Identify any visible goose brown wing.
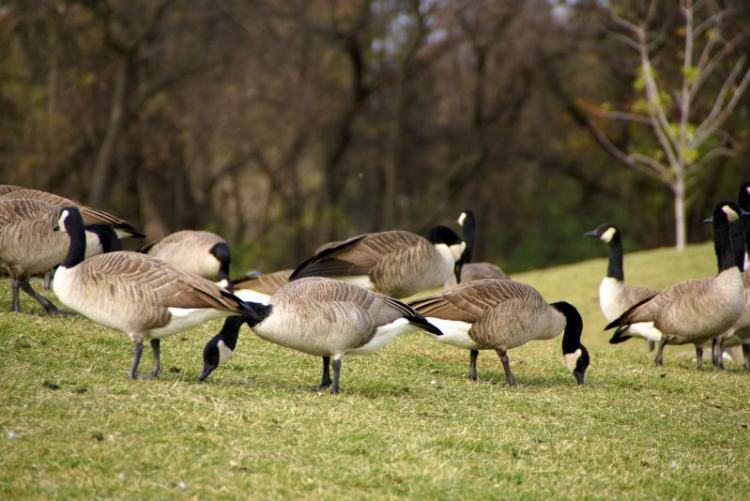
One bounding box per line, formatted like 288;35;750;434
0;199;56;226
410;279;536;323
0;188;144;237
622;284;660;305
233;269;292;295
461;263;509;282
82;252;243;313
290;234;374;280
0;185;22;196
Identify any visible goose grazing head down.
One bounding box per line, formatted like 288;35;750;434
52;206;262;380
200;277;443;393
409;279;589;386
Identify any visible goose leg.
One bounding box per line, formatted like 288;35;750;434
18;280;74;316
10;277;21;312
467;350;479;380
130;342;144;379
654;338;668;367
43;269;52;290
695;345;704;370
306;357;332;391
711;338;725;370
495;349;516;387
743;342;750;371
330;358;342;395
141;339;161;379
647;340;656;352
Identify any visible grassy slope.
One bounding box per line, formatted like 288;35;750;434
1;242;749;499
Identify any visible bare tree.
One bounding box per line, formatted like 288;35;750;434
583;0;750;249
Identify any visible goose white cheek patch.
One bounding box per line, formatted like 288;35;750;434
600;227;616;243
218;340;233;366
722;206;739;222
564;350;582;371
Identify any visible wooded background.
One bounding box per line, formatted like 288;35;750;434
1;0;748;273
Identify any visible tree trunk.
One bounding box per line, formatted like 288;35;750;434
89;57;130;208
673;172;686;251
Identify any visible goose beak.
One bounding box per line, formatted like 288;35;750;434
583;230;597;238
703;217;713;224
199;363;217;382
53;225;60;232
574;370;585;385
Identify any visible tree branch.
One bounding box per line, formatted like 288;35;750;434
685;147;735;176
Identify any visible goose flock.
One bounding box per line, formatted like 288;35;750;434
1;182;748;394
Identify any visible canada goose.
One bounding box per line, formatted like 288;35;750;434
606;202;747;369
445;210;509;287
52;206;263;379
290;224;466;299
140;230;232;289
232;269;293;304
0;185;21;196
409;279;589;385
0;200;120;314
712;182;750;369
200;277;443;393
584;224;661;346
0;186;145;239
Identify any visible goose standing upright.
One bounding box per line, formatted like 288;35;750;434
584;224;661;346
200;277;443;393
444;210;508;288
0;199;120;314
410;279;589;386
52;207;263;379
713;181;750;369
140;230;232;289
606;202;747;369
290;224;467;299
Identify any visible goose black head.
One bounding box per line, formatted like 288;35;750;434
739;182;750;211
210;242;233;292
54;206;84;234
200;315;245;381
455;210;475;282
426;224;466;282
84;224;122;256
584;223;619;244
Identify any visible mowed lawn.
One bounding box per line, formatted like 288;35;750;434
1;241;749;499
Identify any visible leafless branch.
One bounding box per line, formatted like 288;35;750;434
685;147;735;177
692;34;743;97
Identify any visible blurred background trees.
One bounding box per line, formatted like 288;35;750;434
1;0;748;274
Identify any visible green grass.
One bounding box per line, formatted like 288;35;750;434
2;242;749;499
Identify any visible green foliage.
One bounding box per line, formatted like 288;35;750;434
3;242;746;499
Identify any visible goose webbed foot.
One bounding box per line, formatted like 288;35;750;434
495;349;517;387
467;350;478;381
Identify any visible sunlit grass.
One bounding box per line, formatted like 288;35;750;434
1;241;748;499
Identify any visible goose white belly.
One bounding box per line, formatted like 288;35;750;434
149;307;228;338
233;289;272;305
347;318;414;354
424;318;481;350
623;322;663;342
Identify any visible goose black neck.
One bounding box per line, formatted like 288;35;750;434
217;315;245;349
606;233;624;281
729;220;746;272
61;207;87;268
714;216;737;273
551;301;584;355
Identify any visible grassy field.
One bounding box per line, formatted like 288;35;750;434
2;241;749;499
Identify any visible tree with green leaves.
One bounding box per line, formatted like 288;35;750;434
585;0;750;250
